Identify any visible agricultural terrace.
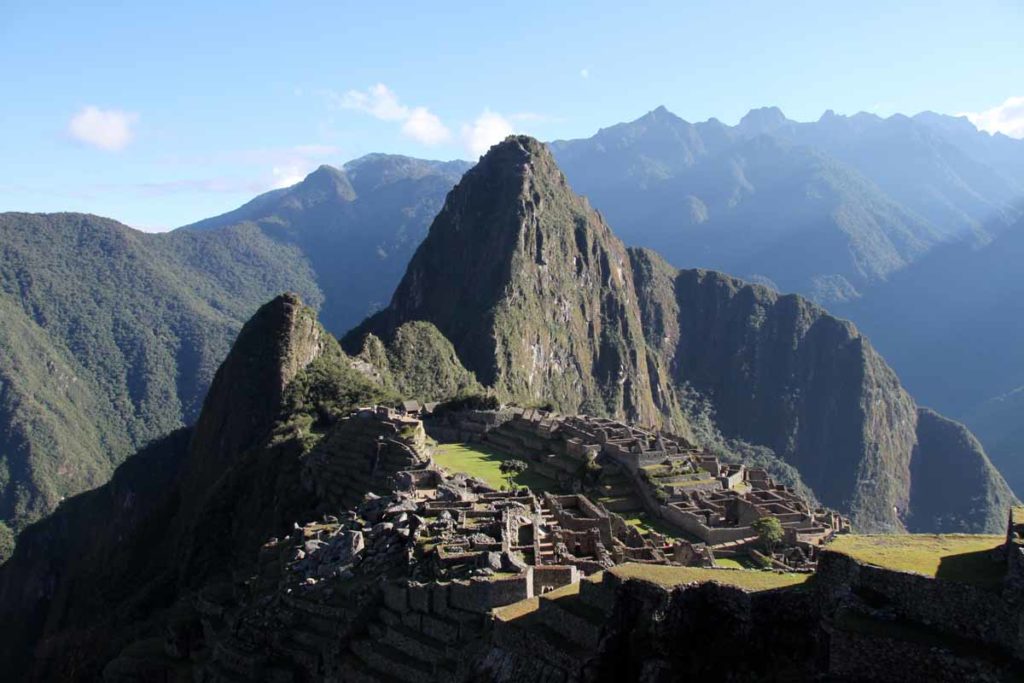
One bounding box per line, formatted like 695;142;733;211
610;562;811;592
826;534;1006;585
431;442;558;492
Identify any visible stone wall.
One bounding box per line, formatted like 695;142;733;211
424;409;516;443
660;504;757;544
816;550;1023;658
533;565;579;594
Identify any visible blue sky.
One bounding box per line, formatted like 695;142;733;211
1;0;1022;231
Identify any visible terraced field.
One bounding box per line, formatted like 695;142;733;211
826;534;1006;585
432;442;559;492
610;563;811;591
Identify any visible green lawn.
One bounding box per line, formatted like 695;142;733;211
826;534;1006;585
714;557;749;569
610;562;810;592
432;442;558;492
621;513;689;540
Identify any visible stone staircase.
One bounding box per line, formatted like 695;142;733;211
337;582;488;683
591;469;644;515
491;574;616;679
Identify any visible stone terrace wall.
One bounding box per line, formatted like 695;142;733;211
424;409;517;443
661;505;756;545
816;550;1023;658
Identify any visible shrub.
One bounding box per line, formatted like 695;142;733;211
752;516;784;554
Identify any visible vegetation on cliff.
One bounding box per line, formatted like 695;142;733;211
345;135;673;428
355;321;482;402
0;293;396;678
0;213;320;542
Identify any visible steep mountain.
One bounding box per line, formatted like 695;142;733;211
184;154;471;333
0;293;395;680
837;216;1024;496
0;213;320;546
345;136;681;431
346;135;1017;533
550;106;1024;303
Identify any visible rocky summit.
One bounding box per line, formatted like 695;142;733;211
347;136;1016;534
346;136;668;428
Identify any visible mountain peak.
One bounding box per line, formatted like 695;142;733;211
481;134;550;162
186;292;326;494
738;106;789;134
294;163;356;202
345;134;661;423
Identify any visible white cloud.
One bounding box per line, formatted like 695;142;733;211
67;106;138;151
330;83;451;145
461;110;514;157
580;67;590;79
402;106;452;145
961;96;1024;139
339;83;409;121
139;144;343;196
271;165;309;189
509;112;548;123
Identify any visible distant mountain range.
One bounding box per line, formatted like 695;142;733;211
1;106;1022;557
550;106;1023;302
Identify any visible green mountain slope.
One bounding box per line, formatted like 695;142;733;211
0;154;467;545
0;213;320;544
0;293;396;680
183;154;471;332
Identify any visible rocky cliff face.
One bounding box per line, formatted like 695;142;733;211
629;249;1016;532
629;251;919;530
909;408;1018;533
0;293;389;681
347;136;1015;533
346;136;667;427
184;292;326;499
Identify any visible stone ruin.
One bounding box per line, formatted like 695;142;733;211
424;406;848;569
105;407;1021;683
187;406;725;681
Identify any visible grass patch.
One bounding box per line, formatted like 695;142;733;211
610;563;809;592
621;513;688;540
826;534;1006;585
493;597;538;621
714;557;751;569
432;442;558;492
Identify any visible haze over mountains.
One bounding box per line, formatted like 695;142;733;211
1;106;1022;558
546;106;1024;497
0;136;1017;680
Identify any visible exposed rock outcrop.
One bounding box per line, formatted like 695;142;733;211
909;408;1018;533
0;293;385;681
346;136;671;428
